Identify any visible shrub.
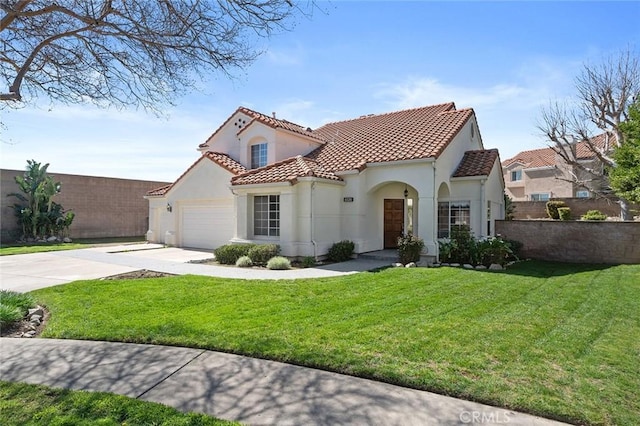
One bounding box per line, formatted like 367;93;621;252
247;244;280;266
439;227;515;266
0;303;23;327
327;240;355;262
476;237;514;266
558;207;572;221
0;290;36;315
504;239;523;260
397;233;425;264
546;200;567;219
213;244;255;265
235;256;253;268
266;256;291;270
301;256;316;268
581;210;607;221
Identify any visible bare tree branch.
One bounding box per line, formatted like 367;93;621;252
537;48;640;218
1;0;316;111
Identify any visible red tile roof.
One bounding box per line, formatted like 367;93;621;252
231;155;342;186
146;152;246;196
502;134;612;169
305;103;474;172
502;146;556;169
453;149;500;177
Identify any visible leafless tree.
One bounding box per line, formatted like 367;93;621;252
1;0;312;111
538;48;640;219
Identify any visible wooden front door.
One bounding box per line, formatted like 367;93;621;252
384;199;404;248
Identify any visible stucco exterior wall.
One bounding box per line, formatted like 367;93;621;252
510;198;637;220
1;169;170;241
495;220;640;264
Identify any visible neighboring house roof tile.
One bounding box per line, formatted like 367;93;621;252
306;103;474;172
231;155;342;186
502;133;612;169
146;152;245;196
453;149;500;177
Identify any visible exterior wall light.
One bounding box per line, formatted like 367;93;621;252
166;203;172;212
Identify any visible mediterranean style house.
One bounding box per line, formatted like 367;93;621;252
502;134;609;202
145;103;505;261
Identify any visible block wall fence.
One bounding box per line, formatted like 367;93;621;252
495;220;640;264
511;198;639;220
1;169;170;242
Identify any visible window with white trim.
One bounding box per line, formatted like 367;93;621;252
438;201;470;238
254;195;280;237
576;190;589;198
511;169;522;181
530;193;550;201
251;143;267;169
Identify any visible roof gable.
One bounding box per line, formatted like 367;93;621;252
146;152;245;196
453;149;500;178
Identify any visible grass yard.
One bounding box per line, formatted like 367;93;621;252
0;381;236;425
0;237;146;256
31;261;640;425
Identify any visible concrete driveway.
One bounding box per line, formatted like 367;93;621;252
0;244;391;292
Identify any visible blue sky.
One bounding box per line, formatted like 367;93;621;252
2;1;639;182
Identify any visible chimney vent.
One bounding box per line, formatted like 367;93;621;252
272;112;276;119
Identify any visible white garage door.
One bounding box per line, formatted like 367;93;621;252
181;203;233;249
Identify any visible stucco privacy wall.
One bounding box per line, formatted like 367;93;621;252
1;169;170;241
511;198;639;219
495;220;640;264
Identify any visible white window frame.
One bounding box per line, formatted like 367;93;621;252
530;193;550;201
511;169;522;181
253;194;280;238
437;201;470;239
251;143;268;169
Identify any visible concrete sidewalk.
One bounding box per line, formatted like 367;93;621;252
0;338;566;426
0;244;391;292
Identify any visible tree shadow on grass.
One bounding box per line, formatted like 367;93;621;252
496;259;617;278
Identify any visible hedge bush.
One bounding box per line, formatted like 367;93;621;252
581;210;607;221
213;244;255;265
438;225;515;266
301;256;316;268
327;240;355;262
558;207;572;221
266;256;291;270
546;200;567;219
247;244;280;266
397;233;425;264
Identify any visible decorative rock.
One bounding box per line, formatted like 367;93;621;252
450;263;460;267
63;237;72;243
430;263;441;268
22;331;36;338
405;262;416;268
463;264;474;269
28;307;44;317
475;265;487;270
30;314;42;322
393;263;404;268
489;263;503;270
440;263;449;266
47;236;58;242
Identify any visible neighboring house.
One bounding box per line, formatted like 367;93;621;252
502;134;609;201
145;103;505;261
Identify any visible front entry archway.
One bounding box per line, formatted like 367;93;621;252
383;199;404;248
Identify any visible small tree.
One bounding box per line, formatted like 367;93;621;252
609;100;640;205
7;160;74;240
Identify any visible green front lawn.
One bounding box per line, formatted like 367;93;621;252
0;381;236;425
0;237;146;256
32;261;640;425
